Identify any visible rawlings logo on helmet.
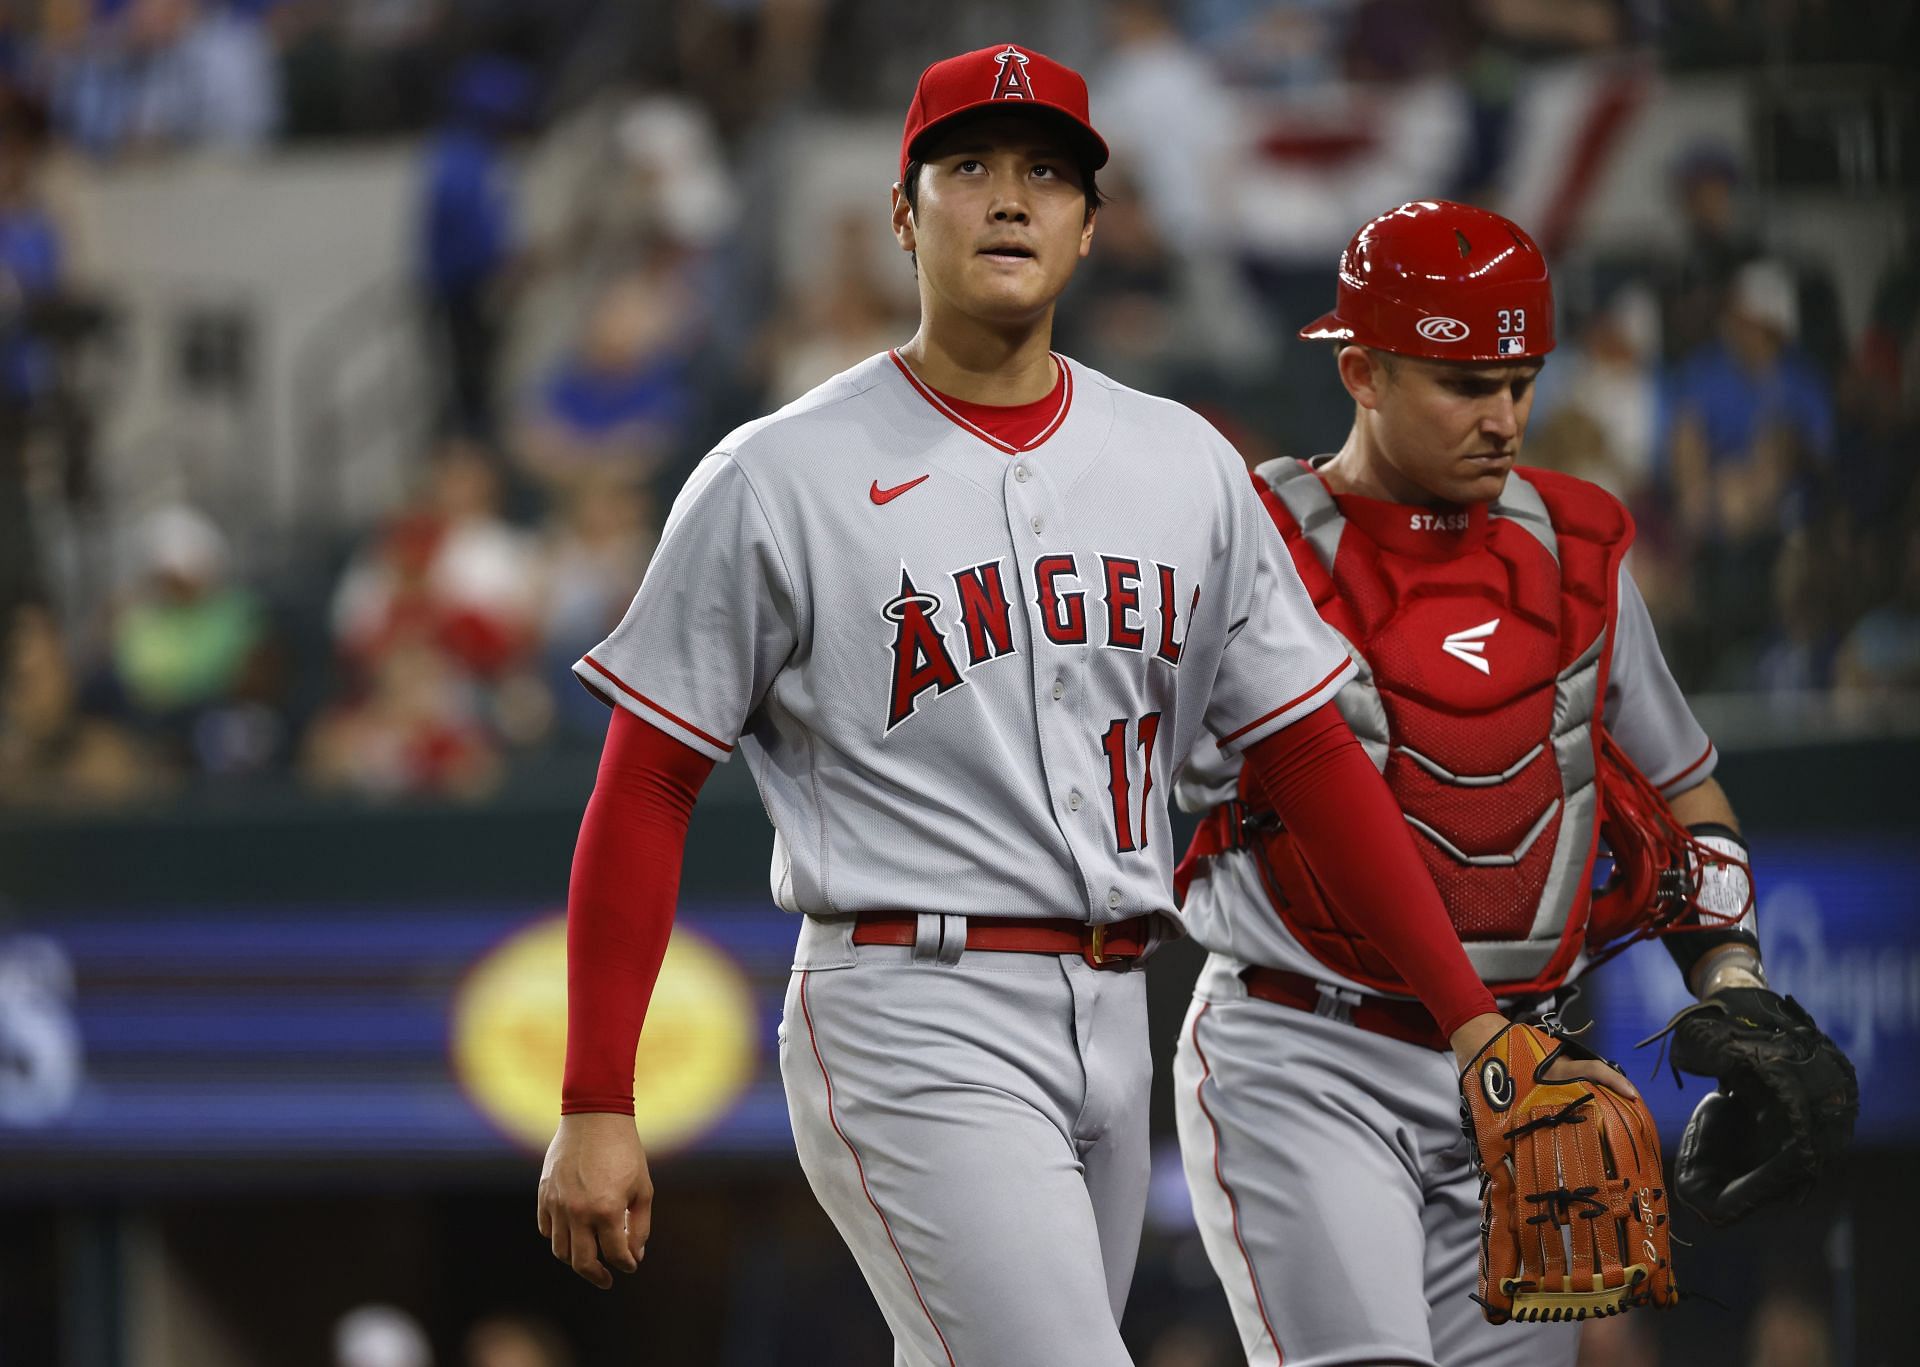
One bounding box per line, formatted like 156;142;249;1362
991;46;1035;100
1416;315;1471;343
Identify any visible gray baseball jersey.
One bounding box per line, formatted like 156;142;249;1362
575;350;1353;1364
1174;560;1715;992
576;351;1354;938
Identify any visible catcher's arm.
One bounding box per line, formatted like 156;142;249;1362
1661;777;1766;995
1646;778;1860;1225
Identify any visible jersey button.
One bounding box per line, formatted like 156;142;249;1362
1067;790;1083;812
1030;515;1044;535
1106;889;1123;909
1051;679;1065;701
1014;464;1031;483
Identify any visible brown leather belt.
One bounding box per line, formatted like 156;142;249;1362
852;912;1151;970
1240;965;1449;1051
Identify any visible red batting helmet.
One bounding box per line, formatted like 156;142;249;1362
1300;200;1556;362
899;44;1109;183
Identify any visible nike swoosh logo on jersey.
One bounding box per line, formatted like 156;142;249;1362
870;475;930;505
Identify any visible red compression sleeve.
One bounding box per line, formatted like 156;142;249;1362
1242;701;1498;1038
560;706;716;1114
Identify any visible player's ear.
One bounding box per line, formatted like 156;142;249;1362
891;184;916;254
1337;345;1386;411
1078;204;1096;259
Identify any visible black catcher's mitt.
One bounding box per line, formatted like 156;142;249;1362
1654;988;1858;1225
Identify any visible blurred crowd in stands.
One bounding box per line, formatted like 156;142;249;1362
0;0;1915;811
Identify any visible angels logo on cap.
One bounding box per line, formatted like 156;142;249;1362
898;43;1109;182
991;46;1035;100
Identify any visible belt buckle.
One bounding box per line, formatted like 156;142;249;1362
1313;982;1362;1024
1084;921;1129;971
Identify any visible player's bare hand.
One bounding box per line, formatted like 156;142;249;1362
537;1112;652;1289
1539;1045;1638;1100
1450;1011;1638;1100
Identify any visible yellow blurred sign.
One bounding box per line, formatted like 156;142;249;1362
451;915;758;1153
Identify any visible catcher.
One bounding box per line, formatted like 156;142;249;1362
1171;200;1857;1366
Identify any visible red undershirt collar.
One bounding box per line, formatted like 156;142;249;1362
889;350;1073;454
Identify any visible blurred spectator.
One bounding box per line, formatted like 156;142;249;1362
1522;407;1629;496
540;471;654;732
102;503;284;775
1745;1294;1834;1367
0;85;60;622
1838;521;1920;696
301;626;503;800
334;1303;433;1367
1659;142;1759;363
674;0;825;144
1055;171;1186;393
517;247;704;487
758;209;907;407
1527;283;1662;500
610;94;738;254
1746;529;1841;697
464;1314;573;1367
1666;260;1833;544
1183;0;1351;88
1664;261;1836;674
420;55;532;440
1576;1310;1659;1366
1096;3;1240;253
0;604;158;807
46;0;279;157
331;440;543;682
1857;240;1919;399
1659;142;1845;373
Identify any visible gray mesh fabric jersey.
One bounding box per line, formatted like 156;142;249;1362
577;351;1354;932
576;349;1355;1365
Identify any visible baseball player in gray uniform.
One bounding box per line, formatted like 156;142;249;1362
1171;201;1852;1366
537;53;1563;1367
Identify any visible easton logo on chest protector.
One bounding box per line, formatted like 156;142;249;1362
883;552;1198;731
1441;618;1500;674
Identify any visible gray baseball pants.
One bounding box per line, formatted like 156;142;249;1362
780;926;1150;1367
1172;966;1579;1367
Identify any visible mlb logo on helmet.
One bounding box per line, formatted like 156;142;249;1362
1497;335;1526;356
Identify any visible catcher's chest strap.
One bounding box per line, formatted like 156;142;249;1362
1240;965;1449;1051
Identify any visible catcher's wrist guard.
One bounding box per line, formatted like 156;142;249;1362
1459;1021;1678;1324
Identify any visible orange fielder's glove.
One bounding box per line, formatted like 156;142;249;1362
1459;1021;1679;1324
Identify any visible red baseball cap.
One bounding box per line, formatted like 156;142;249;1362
899;43;1109;182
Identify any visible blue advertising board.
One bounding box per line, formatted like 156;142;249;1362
0;900;803;1184
1581;837;1920;1145
3;836;1913;1188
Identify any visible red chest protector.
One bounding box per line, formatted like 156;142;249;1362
1231;459;1633;997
